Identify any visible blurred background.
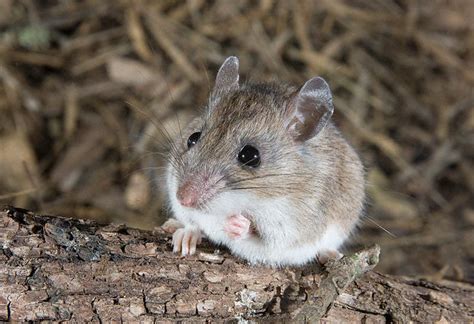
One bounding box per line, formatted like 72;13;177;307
0;0;472;281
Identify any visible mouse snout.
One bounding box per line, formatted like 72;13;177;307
176;175;222;208
176;181;200;208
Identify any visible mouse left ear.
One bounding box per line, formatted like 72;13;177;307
285;77;334;142
212;56;239;100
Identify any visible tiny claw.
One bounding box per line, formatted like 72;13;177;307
172;227;201;256
172;228;185;253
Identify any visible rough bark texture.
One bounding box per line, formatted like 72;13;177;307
0;206;472;323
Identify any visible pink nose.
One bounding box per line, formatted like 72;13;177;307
177;181;199;208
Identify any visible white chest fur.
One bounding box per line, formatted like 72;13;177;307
168;174;346;266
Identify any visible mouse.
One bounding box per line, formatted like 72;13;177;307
161;56;365;267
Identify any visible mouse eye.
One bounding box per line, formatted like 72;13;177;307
238;145;260;168
187;132;201;148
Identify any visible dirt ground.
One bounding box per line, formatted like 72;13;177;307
0;1;472;282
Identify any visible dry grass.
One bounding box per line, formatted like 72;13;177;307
0;0;472;280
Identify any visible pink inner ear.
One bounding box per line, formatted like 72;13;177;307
284;77;334;142
294;95;329;141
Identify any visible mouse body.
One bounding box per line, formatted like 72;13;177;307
162;57;365;266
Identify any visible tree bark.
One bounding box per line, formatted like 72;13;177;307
0;206;472;323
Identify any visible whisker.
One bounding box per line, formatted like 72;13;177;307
364;216;397;238
215;156;277;185
126;100;184;169
162;77;186;146
230;185;302;192
226;172;313;186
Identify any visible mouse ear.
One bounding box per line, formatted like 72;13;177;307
285;77;334;142
212;56;239;100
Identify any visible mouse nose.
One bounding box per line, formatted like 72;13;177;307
176;181;199;208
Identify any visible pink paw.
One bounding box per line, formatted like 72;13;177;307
224;214;252;240
161;218;183;234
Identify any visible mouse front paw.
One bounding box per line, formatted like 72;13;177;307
172;227;202;256
224;214;252;240
161;218;184;234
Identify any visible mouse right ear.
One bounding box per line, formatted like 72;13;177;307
285;77;334;142
212;56;239;100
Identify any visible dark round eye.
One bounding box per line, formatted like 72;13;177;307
187;132;201;148
238;145;260;168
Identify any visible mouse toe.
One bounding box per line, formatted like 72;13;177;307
172;227;202;256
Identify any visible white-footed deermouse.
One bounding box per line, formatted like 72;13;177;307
162;56;365;266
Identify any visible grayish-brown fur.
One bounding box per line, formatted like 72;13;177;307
169;81;365;248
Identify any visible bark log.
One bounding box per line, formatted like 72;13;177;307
0;206;472;323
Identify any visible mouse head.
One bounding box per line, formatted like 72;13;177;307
168;56;334;211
